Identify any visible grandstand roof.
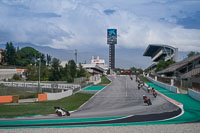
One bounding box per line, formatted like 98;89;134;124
143;44;176;57
158;54;200;74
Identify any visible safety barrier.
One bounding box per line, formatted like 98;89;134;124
147;77;178;93
0;95;19;103
188;89;200;102
46;90;73;100
0;81;80;90
38;94;47;101
38;90;73;101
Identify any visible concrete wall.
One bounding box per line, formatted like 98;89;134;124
0;69;25;80
188;89;200;102
90;75;101;85
147;77;177;93
46;90;73;100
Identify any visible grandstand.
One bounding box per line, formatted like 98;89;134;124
158;54;200;78
143;44;178;72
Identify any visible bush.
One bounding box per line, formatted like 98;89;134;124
12;74;22;81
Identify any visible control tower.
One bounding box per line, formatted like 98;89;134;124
107;29;117;69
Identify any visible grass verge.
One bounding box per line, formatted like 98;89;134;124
0;85;38;99
95;76;111;86
138;76;151;83
0;93;93;118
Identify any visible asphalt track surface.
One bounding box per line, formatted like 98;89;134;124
0;75;181;128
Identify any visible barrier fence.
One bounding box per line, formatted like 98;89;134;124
157;76;171;85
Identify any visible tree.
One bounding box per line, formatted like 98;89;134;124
187;51;200;57
187;51;196;57
156;59;175;72
16;47;40;66
68;60;77;79
25;65;38;81
40;53;46;66
2;42;16;65
60;64;73;82
46;54;52;66
12;74;22;81
40;64;51;81
49;58;62;81
77;63;86;77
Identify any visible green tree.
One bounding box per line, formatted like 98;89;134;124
46;54;52;66
49;58;62;81
16;47;40;66
25;65;38;81
68;60;77;79
156;59;175;72
187;51;196;57
187;51;200;57
77;63;86;77
60;64;73;82
40;64;51;81
12;74;22;81
2;42;16;65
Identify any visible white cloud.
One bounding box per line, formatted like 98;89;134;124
0;0;200;52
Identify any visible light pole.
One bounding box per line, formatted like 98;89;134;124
38;59;41;93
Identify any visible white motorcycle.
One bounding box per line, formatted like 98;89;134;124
54;107;70;117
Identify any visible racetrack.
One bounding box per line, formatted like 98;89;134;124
0;75;181;128
72;75;179;118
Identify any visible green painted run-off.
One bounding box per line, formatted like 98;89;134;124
82;86;105;91
143;83;200;124
0;116;125;126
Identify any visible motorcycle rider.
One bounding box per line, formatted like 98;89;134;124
152;89;157;97
143;95;148;102
54;106;70;116
138;82;142;90
147;86;151;93
151;87;155;93
143;95;152;105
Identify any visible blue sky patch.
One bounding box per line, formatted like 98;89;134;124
104;9;116;15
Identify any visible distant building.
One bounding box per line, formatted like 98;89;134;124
82;56;108;75
143;44;178;72
91;56;108;71
0;69;27;81
60;61;68;67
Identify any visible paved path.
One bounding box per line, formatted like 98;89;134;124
1;123;200;133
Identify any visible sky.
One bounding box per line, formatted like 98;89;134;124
0;0;200;68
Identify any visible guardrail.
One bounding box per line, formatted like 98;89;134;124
188;88;200;102
146;77;178;93
0;81;80;90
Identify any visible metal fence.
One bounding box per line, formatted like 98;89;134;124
0;81;80;90
149;74;155;79
192;82;200;92
157;76;171;85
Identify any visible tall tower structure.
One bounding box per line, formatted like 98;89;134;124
107;29;117;69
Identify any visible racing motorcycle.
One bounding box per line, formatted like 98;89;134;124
143;95;152;106
54;106;70;117
152;90;157;98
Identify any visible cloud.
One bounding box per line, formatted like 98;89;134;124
0;0;200;52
